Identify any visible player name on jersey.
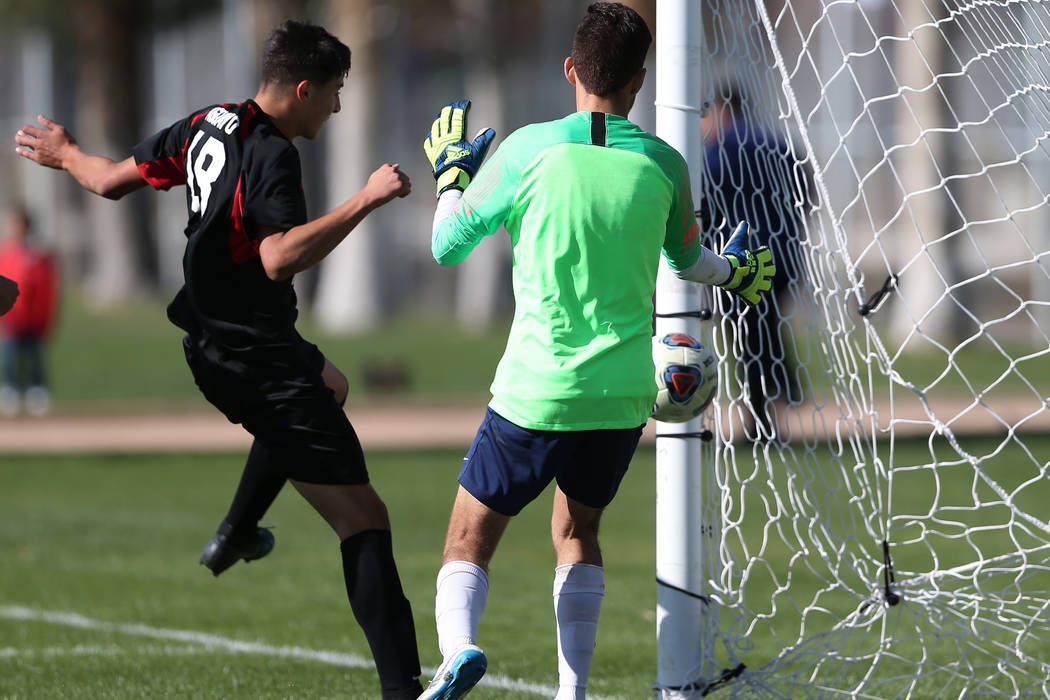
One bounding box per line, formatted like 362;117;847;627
204;106;240;134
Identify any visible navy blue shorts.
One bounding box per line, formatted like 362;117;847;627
458;408;645;516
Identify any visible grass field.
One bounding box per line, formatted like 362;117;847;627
1;449;657;700
48;295;509;412
8;296;1047;696
44;294;1050;414
4;436;1048;698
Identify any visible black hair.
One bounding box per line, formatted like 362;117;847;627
571;2;652;97
260;20;351;87
715;79;745;112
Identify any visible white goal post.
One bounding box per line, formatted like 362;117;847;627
653;0;1050;697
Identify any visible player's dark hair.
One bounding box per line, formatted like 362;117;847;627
571;2;652;97
261;21;351;87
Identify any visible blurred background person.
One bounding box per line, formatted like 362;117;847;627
0;204;59;417
699;82;811;438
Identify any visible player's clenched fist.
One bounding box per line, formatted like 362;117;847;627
0;275;19;316
364;163;411;206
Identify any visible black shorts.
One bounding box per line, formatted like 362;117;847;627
182;333;368;485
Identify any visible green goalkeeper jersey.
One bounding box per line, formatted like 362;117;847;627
433;111;701;430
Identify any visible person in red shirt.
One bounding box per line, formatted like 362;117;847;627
0;205;58;417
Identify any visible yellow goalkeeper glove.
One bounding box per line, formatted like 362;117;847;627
718;221;776;305
423;99;496;198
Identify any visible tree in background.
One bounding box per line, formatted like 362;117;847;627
2;0;214;305
1;0;661;326
312;0;385;331
74;0;152;303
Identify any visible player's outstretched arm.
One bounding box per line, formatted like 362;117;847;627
676;221;776;305
14;115;146;200
0;275;19;316
258;162;411;281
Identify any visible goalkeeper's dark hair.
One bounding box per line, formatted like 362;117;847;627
261;21;351;87
572;2;652;97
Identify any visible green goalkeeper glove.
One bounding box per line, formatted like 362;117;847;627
423;99;495;198
718;221;776;305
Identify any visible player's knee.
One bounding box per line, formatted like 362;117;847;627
322;359;349;406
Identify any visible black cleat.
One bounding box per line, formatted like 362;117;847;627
200;522;275;577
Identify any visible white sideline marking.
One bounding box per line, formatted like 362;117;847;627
1;605;624;699
0;644;213;658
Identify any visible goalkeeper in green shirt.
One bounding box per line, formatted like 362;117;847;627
416;3;774;698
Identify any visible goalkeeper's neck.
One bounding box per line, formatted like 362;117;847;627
566;58;645;119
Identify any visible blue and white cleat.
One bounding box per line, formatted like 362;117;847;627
417;644;487;699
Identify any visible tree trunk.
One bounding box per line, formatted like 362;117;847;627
313;1;383;331
451;0;510;328
18;31;59;250
75;0;153;304
891;1;955;344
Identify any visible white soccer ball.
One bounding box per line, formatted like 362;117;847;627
651;332;718;423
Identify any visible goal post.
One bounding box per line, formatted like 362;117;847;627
652;0;1050;697
653;0;723;695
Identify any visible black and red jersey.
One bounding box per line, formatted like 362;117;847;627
133;99;307;352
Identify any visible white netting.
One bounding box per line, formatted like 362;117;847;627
665;0;1050;696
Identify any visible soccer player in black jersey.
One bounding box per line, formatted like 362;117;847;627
15;21;423;699
0;276;17;316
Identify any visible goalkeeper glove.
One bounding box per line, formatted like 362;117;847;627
718;221;776;305
423;99;496;198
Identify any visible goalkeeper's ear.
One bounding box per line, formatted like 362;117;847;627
564;57;577;87
629;67;647;97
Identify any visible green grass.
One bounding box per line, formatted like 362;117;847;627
47;294;509;412
0;449;656;699
3;437;1048;698
43;294;1050;415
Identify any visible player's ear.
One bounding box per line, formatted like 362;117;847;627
630;67;646;96
564;57;576;87
294;79;311;103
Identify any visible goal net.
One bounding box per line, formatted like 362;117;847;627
656;0;1050;696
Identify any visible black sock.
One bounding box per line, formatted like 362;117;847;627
222;439;286;535
341;529;423;699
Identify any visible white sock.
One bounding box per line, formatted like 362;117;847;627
553;563;604;699
434;560;489;658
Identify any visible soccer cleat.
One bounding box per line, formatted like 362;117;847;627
199;522;275;577
417;645;487;699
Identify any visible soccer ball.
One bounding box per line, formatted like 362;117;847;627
651;332;718;422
